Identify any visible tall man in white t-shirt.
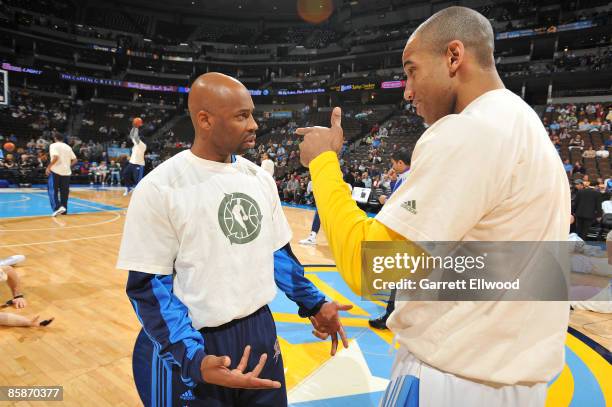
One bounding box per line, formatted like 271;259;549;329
46;133;77;216
123;125;147;196
298;6;570;407
117;73;350;406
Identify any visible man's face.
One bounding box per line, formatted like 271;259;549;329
391;158;408;174
402;34;455;125
209;87;258;155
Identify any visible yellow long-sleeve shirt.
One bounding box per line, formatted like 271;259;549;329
309;151;403;295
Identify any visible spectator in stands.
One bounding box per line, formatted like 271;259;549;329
596;145;610;158
36;152;48;168
585;104;596;117
109;160;121;186
578;119;591;131
597;180;607;194
97;161;109;185
549;121;560;133
36;136;49;150
343;169;356;187
582;174;591;188
284;174;300;202
606;135;612;148
89;162;98;186
378;126;389;138
353;172;365;188
569;134;585;150
381;170;394;191
573;161;585;175
362;172;372;189
563;159;573;175
605;177;612;194
3;154;16;169
559;128;570;140
582;146;596;158
552;136;561;154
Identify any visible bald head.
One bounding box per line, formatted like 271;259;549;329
188;72;251;122
187;72;258;161
412;6;495;68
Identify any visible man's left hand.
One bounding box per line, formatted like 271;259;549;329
309;301;353;355
297;107;344;167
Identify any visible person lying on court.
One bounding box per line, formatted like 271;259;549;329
0;265;54;327
117;72;351;407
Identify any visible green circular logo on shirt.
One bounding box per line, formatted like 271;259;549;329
218;192;263;244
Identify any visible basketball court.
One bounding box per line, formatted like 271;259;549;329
0;187;610;406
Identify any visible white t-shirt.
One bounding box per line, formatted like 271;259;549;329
49;142;76;176
260;158;275;177
116;150;292;329
130;140;147;166
377;89;571;385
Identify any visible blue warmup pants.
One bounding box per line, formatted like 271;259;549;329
47;172;70;211
133;305;287;406
125;163;144;190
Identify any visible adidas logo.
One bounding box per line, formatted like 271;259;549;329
180;390;196;401
401;200;417;214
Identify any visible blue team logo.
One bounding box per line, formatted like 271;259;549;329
218;192;263;244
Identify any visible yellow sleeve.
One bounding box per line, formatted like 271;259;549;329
310;151;404;295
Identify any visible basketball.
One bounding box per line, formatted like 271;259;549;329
3;142;15;152
132;117;143;128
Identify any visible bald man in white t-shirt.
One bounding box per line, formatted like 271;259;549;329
117;73;350;407
298;6;570;407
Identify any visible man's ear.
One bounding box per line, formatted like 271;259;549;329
447;40;465;77
197;110;213;131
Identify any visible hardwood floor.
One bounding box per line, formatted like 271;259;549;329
0;189;334;406
0;188;609;406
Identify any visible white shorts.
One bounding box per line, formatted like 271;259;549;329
380;347;547;407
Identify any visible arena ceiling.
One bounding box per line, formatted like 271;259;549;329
112;0;421;21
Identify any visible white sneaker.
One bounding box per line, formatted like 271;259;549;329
0;254;26;267
123;188;129;196
299;236;317;245
52;206;66;217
